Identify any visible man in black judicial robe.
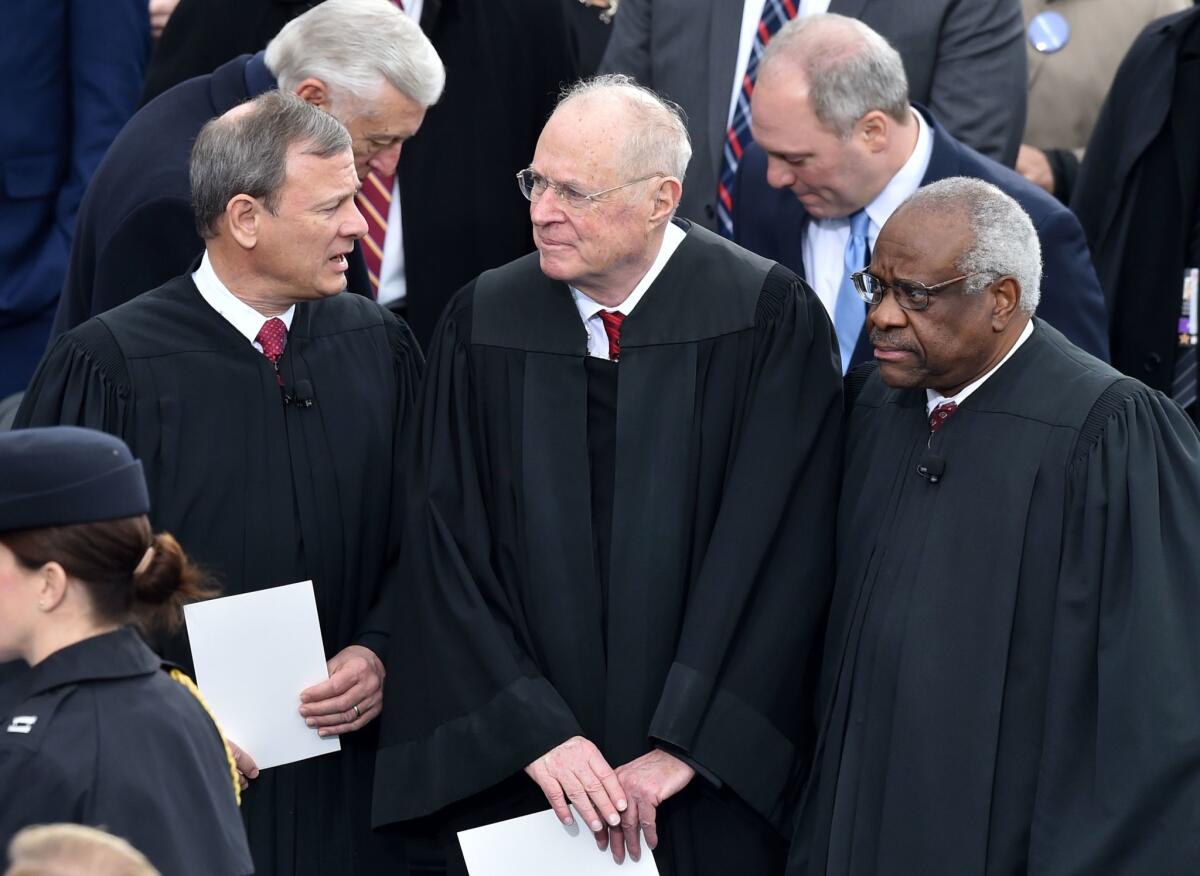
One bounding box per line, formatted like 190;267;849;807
16;94;422;875
788;177;1200;876
372;77;843;874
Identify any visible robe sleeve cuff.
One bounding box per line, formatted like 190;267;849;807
649;662;799;831
652;741;723;789
353;632;388;664
372;676;582;825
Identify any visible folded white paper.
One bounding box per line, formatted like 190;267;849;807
458;808;659;875
184;580;340;770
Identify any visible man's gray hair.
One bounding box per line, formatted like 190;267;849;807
556;74;693;182
190;90;351;239
759;14;909;139
265;0;445;111
902;177;1043;313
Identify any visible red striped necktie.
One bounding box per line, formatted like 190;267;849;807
598;311;625;361
353;0;404;296
715;0;798;238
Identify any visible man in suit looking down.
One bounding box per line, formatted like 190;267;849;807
733;14;1108;372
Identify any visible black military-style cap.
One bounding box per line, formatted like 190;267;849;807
0;427;150;533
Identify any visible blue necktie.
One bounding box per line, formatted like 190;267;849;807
834;210;870;373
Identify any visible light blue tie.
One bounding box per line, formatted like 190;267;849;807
833;209;871;373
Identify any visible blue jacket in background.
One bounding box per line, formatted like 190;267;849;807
0;0;150;398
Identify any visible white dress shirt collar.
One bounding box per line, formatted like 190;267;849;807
925;319;1035;415
192;250;295;350
571;222;687;359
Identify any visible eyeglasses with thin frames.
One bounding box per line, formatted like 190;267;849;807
850;270;990;312
515;168;666;210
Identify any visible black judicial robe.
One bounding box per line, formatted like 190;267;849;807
15;275;423;875
789;321;1200;876
0;628;253;876
373;223;844;874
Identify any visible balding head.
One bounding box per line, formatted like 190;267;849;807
526;76;687;305
552;75;693;184
757;14;909;139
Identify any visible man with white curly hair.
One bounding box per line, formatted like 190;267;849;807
789;176;1200;876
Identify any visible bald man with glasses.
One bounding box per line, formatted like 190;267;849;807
372;73;843;876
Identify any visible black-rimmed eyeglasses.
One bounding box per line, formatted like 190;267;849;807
850;270;988;312
515;168;665;210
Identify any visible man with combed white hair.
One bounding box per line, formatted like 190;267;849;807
789;176;1200;876
373;74;844;875
733;13;1108;373
52;0;444;336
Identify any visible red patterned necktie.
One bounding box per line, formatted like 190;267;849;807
715;0;798;238
353;0;404;296
255;317;287;385
928;401;958;433
598;311;625;361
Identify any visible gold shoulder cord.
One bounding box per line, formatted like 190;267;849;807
169;668;242;806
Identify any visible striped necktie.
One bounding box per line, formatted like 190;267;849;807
353;0;404;296
715;0;798;238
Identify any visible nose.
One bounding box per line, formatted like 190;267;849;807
528;190;563;226
867;283;908;332
370;141;404;178
765;156;795;190
343;197;369;240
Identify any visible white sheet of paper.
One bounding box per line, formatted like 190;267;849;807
184;580;340;770
458;808;659;875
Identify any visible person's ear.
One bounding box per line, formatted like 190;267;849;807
37;562;70;613
990;276;1022;330
225;195;263;250
858;111;890;154
649;177;682;225
293;78;332;110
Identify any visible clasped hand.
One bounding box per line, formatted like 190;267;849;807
526;739;695;864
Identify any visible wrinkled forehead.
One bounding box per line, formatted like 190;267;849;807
534;97;629;183
873;204;972;275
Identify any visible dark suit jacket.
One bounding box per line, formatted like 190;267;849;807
733;106;1110;361
51;52;372;338
0;0;149;397
600;0;1028;230
1072;8;1200;410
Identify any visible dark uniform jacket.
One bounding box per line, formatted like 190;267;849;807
0;627;253;876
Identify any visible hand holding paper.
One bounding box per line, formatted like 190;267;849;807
298;644;386;736
183;580;341;771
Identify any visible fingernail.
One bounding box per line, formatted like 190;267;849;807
591;820;603;832
250;770;259;779
617;799;627;810
319;729;328;736
563;817;573;826
607;813;620;826
306;719;315;727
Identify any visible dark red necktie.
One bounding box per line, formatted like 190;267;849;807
255;317;287;385
598;311;625;361
353;0;404;297
928;401;958;433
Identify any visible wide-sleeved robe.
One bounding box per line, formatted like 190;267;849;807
16;274;423;875
789;321;1200;875
372;223;844;874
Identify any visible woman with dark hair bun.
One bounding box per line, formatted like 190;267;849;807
0;427;253;876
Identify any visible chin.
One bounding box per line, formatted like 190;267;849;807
536;252;578;284
876;360;925;389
